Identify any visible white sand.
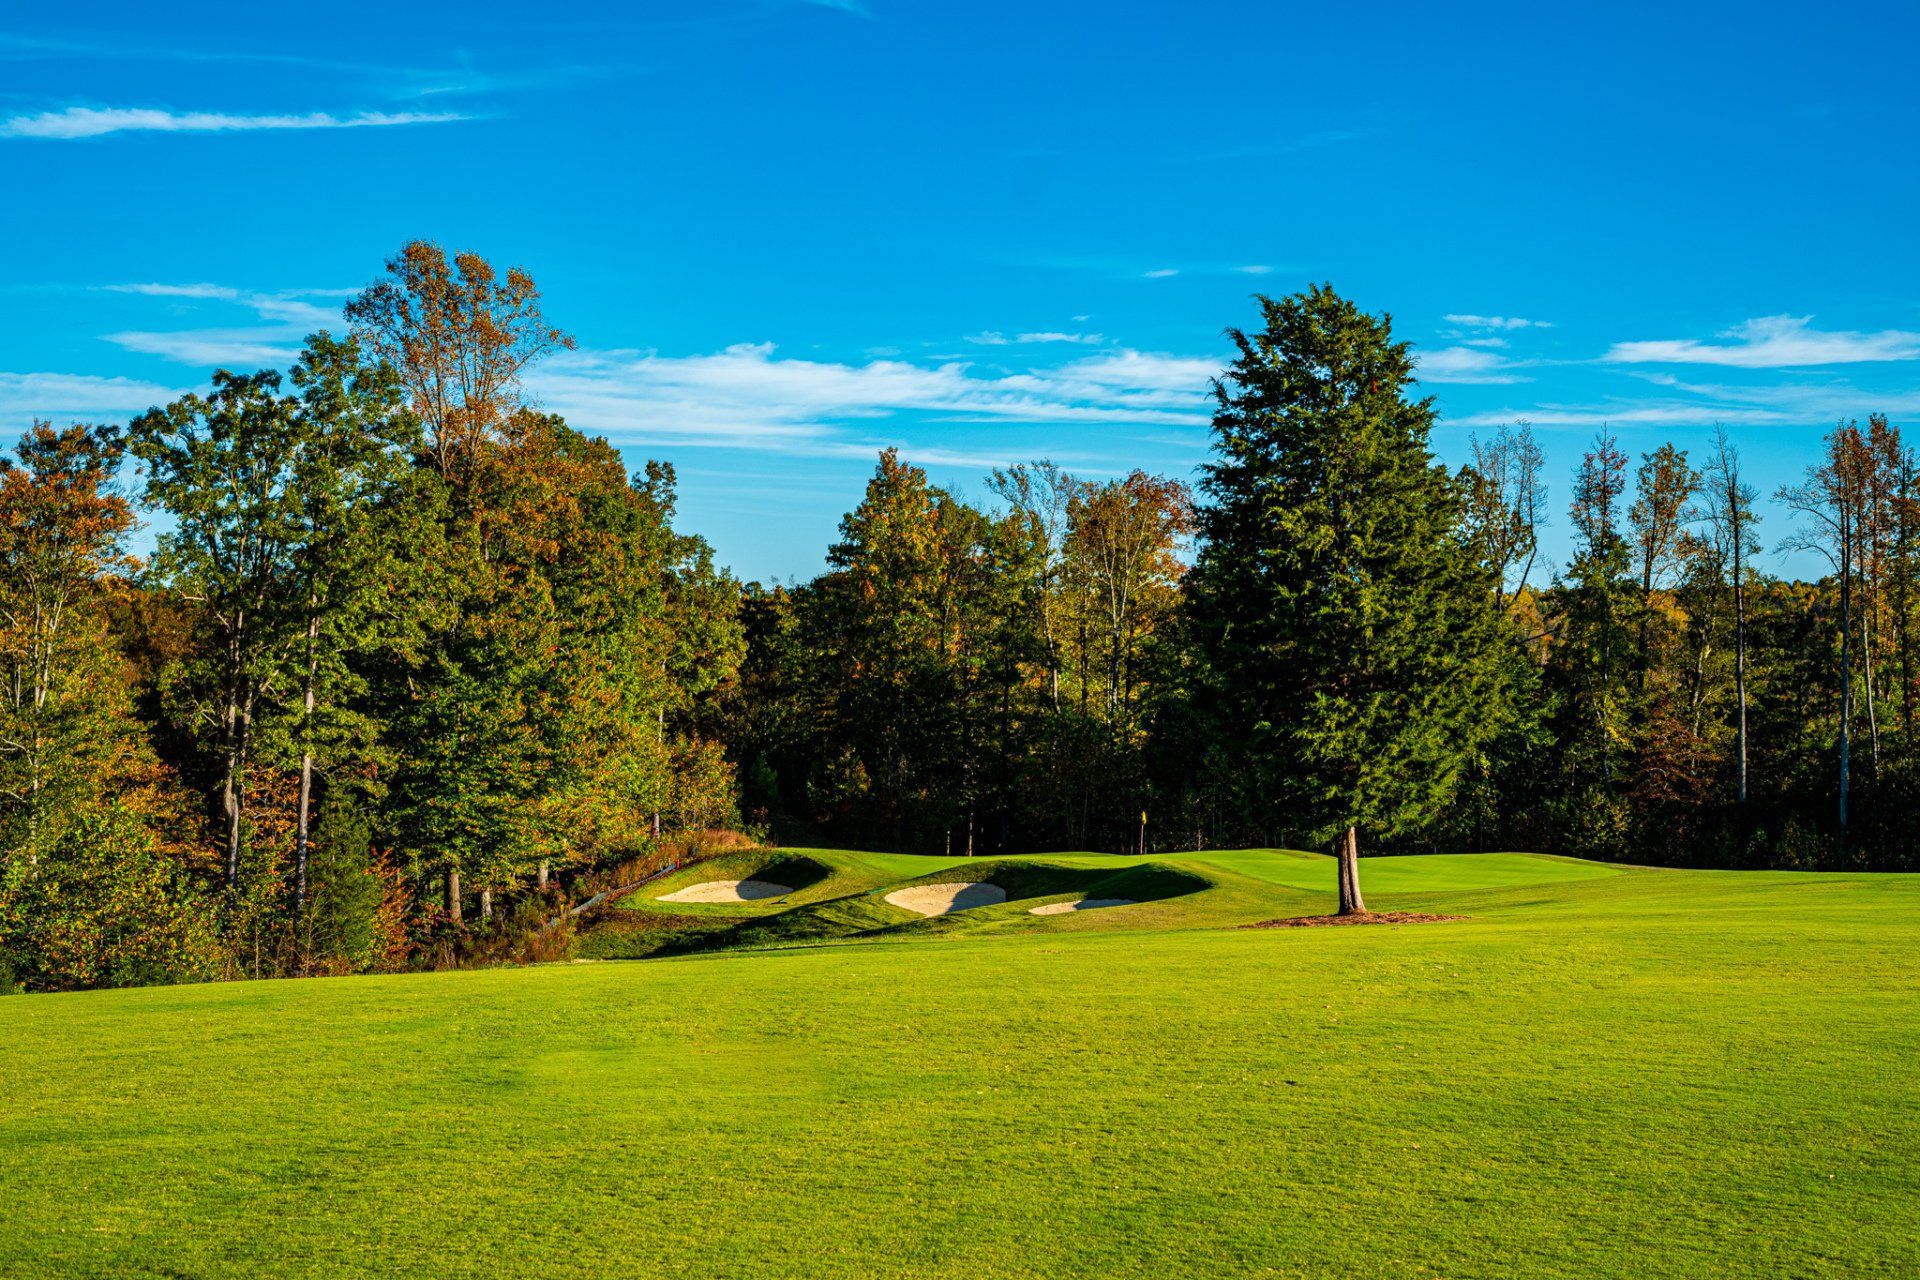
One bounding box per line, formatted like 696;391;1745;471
657;878;794;904
884;882;1008;916
1029;897;1137;915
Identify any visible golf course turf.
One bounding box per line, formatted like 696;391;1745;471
2;849;1916;1278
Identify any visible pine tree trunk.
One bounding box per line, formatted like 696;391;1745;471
1896;462;1916;743
1336;825;1367;915
222;687;243;889
221;619;250;890
447;868;463;925
480;888;492;922
1863;573;1881;767
1733;517;1748;805
1840;504;1852;838
1637;559;1654;692
294;609;319;911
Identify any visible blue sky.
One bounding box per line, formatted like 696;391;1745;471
4;0;1919;582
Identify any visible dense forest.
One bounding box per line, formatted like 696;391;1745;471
0;248;1910;992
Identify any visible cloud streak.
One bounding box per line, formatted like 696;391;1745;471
1417;346;1528;385
1444;314;1552;331
0;371;186;422
98;283;348;367
526;343;1218;460
1449;402;1798;430
103;330;304;367
1;106;467;140
967;330;1106;346
1605;315;1920;368
1448;373;1920;433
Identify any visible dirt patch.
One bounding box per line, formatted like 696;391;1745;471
884;882;1008;916
1244;912;1465;929
1029;897;1137;916
657;878;794;904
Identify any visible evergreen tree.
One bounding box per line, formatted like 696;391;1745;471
1186;286;1508;912
1544;431;1637;854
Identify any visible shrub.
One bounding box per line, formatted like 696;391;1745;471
305;793;385;973
2;808;221;991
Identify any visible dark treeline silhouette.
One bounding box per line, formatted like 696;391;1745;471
0;260;1908;992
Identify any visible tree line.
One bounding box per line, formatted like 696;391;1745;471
729;291;1920;880
0;244;742;990
0;265;1909;991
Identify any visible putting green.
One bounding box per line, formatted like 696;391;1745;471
2;850;1915;1279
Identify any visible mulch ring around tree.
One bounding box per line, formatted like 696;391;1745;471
1243;912;1465;929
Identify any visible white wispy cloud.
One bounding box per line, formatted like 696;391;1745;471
0;371;186;422
1;106;466;140
526;343;1216;459
99;283;346;367
1142;268;1180;279
1448;375;1920;433
104;283;338;328
103;330;304;367
1417;346;1528;385
968;330;1106;346
1444;314;1552;331
1604;315;1920;368
1234;265;1273;275
1449;402;1798;430
82;276;1229;463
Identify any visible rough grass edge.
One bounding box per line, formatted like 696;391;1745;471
1242;912;1466;929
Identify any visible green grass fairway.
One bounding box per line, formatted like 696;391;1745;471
4;851;1917;1278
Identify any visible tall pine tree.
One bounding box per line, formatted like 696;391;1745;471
1187;286;1508;912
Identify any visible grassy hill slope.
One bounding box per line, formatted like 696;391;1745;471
2;853;1916;1278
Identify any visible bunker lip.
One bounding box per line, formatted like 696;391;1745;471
1244;911;1464;928
1030;897;1137;915
656;878;794;904
884;882;1008;916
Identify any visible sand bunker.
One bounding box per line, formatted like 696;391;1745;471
884;882;1008;916
657;878;794;904
1029;897;1137;916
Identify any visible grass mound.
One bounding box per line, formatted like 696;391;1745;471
659;877;794;903
642;851;835;907
573;851;842;959
643;856;1214;957
582;850;1625;960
